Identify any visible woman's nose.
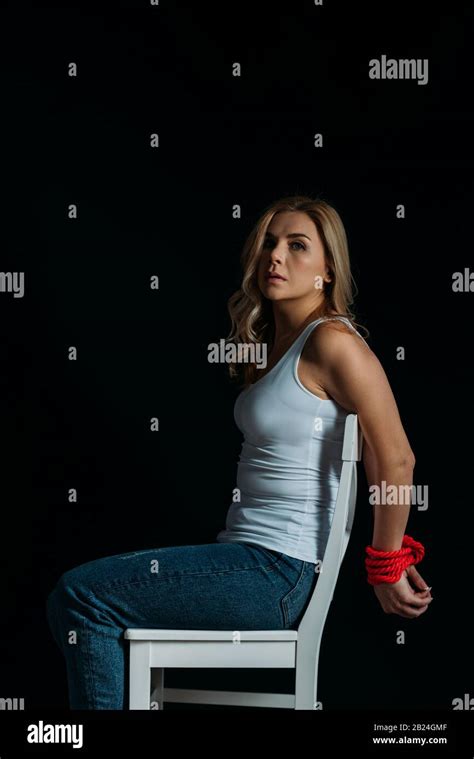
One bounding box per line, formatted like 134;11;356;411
270;246;283;262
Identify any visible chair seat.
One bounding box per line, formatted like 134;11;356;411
124;629;298;641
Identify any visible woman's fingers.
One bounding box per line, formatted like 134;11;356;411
374;574;433;618
394;603;430;619
406;564;431;593
388;590;431;616
400;592;432;608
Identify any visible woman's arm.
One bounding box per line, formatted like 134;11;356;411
363;438;413;551
307;323;432;617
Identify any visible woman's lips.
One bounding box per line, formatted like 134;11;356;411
266;274;286;283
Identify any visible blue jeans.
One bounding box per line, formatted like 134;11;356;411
45;541;317;709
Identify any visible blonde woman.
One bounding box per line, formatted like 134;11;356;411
46;195;432;709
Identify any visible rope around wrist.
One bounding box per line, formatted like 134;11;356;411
365;534;425;585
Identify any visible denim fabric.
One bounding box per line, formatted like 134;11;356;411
46;541;318;709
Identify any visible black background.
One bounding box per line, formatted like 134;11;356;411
1;0;473;716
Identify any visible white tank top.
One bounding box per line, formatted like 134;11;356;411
216;316;367;563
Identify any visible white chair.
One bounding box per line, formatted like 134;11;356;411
125;413;363;710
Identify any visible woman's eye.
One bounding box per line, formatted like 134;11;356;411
263;240;306;250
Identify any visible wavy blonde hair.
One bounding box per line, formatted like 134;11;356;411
226;194;369;387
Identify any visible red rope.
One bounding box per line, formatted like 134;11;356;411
365;534;425;585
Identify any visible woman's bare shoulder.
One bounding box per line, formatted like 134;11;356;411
308;314;373;356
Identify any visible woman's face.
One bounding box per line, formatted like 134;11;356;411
257;211;331;302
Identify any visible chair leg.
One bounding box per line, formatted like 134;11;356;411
129;641;151;709
295;646;320;710
150;668;164;710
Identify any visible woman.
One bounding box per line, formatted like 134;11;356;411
46;194;432;710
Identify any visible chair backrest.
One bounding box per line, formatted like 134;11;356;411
295;414;363;693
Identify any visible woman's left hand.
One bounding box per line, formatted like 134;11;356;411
373;564;433;618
